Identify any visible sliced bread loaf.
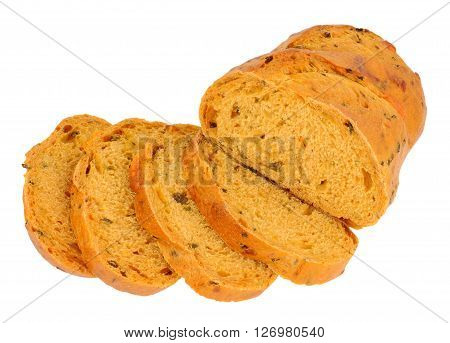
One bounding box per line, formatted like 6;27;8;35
200;47;409;227
71;119;179;295
200;25;425;227
130;124;276;301
185;133;358;285
23;114;110;276
274;25;426;148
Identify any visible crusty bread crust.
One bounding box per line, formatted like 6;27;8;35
71;119;179;295
24;190;91;277
23;114;110;277
130;125;276;301
158;241;269;301
185;133;358;285
274;24;426;148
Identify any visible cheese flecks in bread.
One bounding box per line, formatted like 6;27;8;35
71;119;179;295
130;125;276;301
23;114;110;276
185;133;358;285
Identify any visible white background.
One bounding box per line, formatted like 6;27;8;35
0;0;449;342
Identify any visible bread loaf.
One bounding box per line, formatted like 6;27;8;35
23;114;110;276
185;133;358;284
200;25;424;227
21;24;425;297
71;119;179;295
130;125;276;301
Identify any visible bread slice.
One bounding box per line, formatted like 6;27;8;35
200;46;410;227
130;124;276;301
185;133;358;285
23;114;110;276
274;25;426;148
71;119;179;295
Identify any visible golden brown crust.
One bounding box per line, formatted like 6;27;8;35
23;114;110;277
24;196;90;277
185;133;357;285
71;119;179;296
274;24;426;148
158;241;268;301
130;125;276;301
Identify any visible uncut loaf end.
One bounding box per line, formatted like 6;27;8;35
200;25;425;227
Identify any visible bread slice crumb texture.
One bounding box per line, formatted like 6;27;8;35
23;114;110;276
71;119;179;295
186;133;358;285
131;124;276;301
